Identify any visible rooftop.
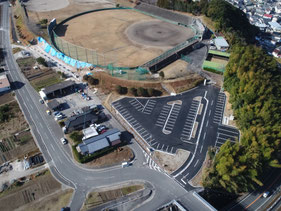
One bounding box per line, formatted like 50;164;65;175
0;75;10;89
208;49;230;57
214;37;229;48
78;128;121;154
42;80;75;95
47;99;60;110
65;110;98;129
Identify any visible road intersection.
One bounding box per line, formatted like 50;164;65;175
0;2;216;210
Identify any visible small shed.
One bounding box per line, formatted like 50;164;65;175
214;37;229;51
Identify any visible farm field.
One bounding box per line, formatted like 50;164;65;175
0;170;72;210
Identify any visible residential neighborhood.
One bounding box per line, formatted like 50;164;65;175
226;0;281;58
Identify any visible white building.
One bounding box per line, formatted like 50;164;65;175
269;22;281;33
0;75;10;94
214;37;229;51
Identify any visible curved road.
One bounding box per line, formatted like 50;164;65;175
1;2;213;211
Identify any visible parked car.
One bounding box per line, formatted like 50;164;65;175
55;114;65;121
97;125;107;133
53;111;61;116
39;99;44;104
60;138;67;145
46;110;51;115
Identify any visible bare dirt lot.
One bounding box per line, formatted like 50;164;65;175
160;60;189;79
55;9;194;67
0;170;63;210
153;149;190;174
0;101;28;139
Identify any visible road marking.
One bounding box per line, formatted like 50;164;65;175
211;100;213;106
50;144;55;151
203;132;206;140
181;178;187;185
206;120;209;127
39;122;43;129
200;145;203;153
194;159;199;167
208;110;211;116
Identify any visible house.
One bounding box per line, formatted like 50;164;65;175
0;75;10;94
263;14;273;20
77;128;122;155
214;37;229;51
63;109;99;133
269;22;281;33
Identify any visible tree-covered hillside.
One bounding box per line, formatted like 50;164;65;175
203;45;281;193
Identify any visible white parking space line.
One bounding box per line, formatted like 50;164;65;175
218;128;239;135
218;133;237;139
200;145;203;153
194;159;199;167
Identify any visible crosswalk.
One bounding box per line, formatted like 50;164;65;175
143;151;162;172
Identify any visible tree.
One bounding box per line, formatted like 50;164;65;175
148;88;154;97
129;87;137;96
88;76;95;85
83;74;89;81
36;57;47;67
159;71;165;78
116;85;122;94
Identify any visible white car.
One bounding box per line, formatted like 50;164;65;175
60;138;67;145
263;191;270;198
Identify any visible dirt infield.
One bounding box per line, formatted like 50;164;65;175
55;9;195;67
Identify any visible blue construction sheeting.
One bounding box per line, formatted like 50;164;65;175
37;37;94;68
44;44;51;53
50;47;57;56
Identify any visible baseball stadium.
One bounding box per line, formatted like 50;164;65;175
47;3;205;80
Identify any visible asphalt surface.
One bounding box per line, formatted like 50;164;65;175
112;85;240;189
0;2;215;211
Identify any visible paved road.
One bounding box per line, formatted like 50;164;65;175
226;168;281;211
0;2;214;211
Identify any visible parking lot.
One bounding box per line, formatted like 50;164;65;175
112;86;209;155
112;85;240;157
180;99;200;143
215;124;240;148
213;92;226;124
